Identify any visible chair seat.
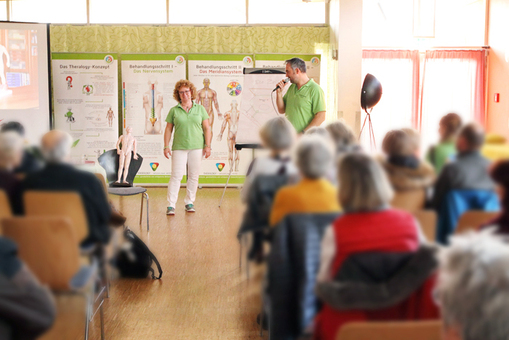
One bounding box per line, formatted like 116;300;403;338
108;187;147;196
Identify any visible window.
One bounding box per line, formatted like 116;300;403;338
89;0;166;24
169;0;246;25
249;0;325;24
10;0;87;24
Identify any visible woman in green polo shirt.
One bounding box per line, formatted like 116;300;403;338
163;80;212;215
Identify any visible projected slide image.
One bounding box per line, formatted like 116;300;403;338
0;29;39;109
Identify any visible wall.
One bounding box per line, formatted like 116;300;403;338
487;0;509;139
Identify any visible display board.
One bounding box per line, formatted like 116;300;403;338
187;54;253;184
254;54;321;84
52;53;119;163
237;68;289;144
121;54;186;184
0;22;50;144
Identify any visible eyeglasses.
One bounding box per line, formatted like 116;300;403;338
179;90;191;95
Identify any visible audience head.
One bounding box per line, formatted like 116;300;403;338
490;160;509;207
325;120;357;153
305;126;329;138
1;121;25;137
295;135;332;179
456;123;485;153
439;113;462;142
382;129;414;157
401;128;420;156
338;153;394;212
0;131;24;171
259;117;294;153
438;231;509;340
41;130;73;163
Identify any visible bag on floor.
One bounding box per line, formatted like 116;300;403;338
114;227;163;279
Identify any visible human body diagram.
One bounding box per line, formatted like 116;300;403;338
217;101;240;172
116;126;138;184
143;81;163;134
106;107;115;128
0;44;10;91
196;78;221;140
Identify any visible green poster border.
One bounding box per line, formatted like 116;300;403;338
120;54;184;61
254;53;320;62
198;175;245;184
187;54;252;61
51;53;118;60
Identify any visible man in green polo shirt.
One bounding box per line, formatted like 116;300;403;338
275;57;326;133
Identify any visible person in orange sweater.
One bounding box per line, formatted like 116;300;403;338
269;134;341;227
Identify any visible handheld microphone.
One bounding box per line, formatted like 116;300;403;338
273;77;290;92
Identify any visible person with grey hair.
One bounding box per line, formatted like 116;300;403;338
325;119;361;155
437;231;509;340
269;135;340;227
314;153;438;340
0;131;24;214
275;57;326;134
21;130;112;246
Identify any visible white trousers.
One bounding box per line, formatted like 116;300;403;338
167;149;202;208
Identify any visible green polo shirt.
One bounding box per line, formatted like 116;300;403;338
165;102;209;151
283;79;326;133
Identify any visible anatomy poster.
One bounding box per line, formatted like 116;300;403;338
188;54;253;185
254;54;322;84
52;53;119;163
121;54;186;184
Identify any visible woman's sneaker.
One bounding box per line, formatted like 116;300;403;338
166;207;175;215
185;204;195;212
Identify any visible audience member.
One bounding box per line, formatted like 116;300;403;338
1;121;43;175
305;126;330;138
21;130;111;246
269;135;340;227
479;160;509;234
314;153;438;340
431;123;494;210
0;132;24;214
426;113;462;173
437;231;509;340
241;117;297;203
325;119;361;155
0;236;56;340
380;129;435;191
401;127;421;157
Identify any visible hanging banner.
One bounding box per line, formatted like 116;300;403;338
254;54;322;84
187;54;253;185
52;53;119;163
121;54;186;184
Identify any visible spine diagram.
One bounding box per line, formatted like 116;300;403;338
149;83;156;126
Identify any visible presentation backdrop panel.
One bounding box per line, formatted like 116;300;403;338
254;54;322;84
188;54;253;184
0;23;50;144
237;68;289;145
121;54;186;184
52;53;119;163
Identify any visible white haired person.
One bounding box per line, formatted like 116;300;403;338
269;135;341;227
0;131;24;214
437;231;509;340
325;119;361;156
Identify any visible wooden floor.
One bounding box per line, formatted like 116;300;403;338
42;187;266;340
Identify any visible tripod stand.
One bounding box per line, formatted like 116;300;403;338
359;109;377;151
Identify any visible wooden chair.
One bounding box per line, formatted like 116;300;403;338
391;189;426;212
2;216;105;340
0;189;12;234
24;191;89;244
337;320;442;340
413;210;437;242
455;210;500;235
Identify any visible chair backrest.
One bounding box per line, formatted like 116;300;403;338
391;189;426;212
0;190;12;233
24;191;89;244
455;210;500;235
1;216;80;291
97;149;143;184
337;321;442;340
413;210;437;241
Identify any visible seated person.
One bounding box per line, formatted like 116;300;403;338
241;117;297;203
380;129;435;191
0;131;24;214
314;153;437;340
1;121;43;176
437;231;509;340
21;130;112;246
431;123;494;211
480;160;509;234
269;135;340;227
0;236;56;340
325;119;361;156
426;113;462;173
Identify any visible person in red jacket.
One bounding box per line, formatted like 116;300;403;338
313;153;439;340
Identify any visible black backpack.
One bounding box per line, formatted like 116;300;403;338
114;227;163;279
